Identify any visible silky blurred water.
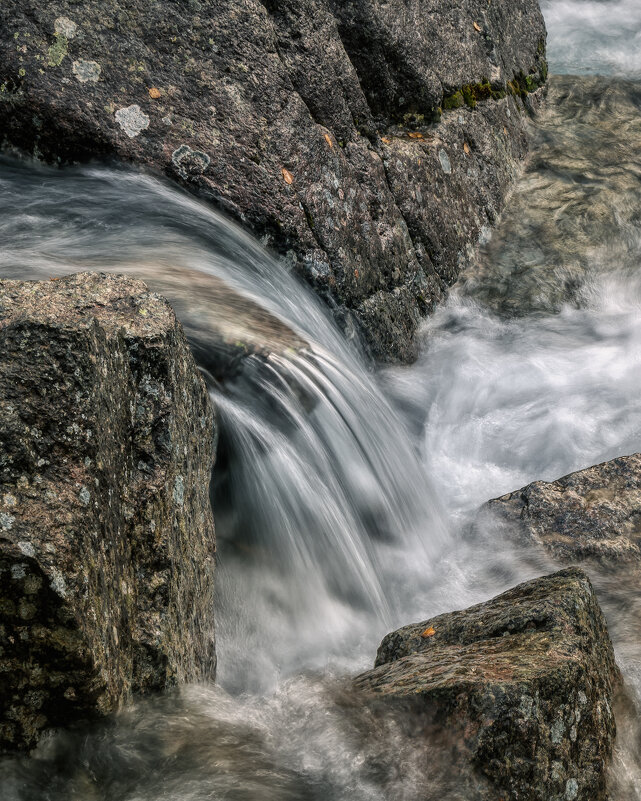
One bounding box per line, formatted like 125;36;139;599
3;1;641;798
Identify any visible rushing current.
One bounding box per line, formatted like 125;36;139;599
3;1;641;798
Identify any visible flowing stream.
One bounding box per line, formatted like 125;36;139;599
3;1;641;798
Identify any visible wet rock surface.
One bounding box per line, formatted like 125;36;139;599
484;453;641;565
0;272;216;752
123;266;308;383
355;568;621;801
0;0;547;361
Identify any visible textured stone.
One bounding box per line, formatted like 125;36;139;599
0;272;216;752
355;568;621;801
0;0;547;361
483;453;641;565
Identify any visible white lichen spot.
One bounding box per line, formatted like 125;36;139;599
67;423;82;435
173;475;184;507
50;569;67;598
84;456;92;468
550;718;565;744
478;225;492;246
72;59;101;83
18;541;35;558
171;144;211;178
565;778;579;801
149;520;156;532
54;17;77;39
11;564;26;580
438;149;452;174
0;512;15;531
37;458;47;467
569;725;577;742
519;694;534;720
115;105;150;138
79;486;91;506
3;493;17;507
577;691;588;706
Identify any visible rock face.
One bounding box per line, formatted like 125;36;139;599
355;568;620;801
0;272;216;752
0;0;547;361
484;454;641;565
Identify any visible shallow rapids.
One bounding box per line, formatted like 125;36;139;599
4;1;641;797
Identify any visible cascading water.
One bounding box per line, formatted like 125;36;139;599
3;1;641;798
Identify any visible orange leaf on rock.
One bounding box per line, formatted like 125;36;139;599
421;626;436;638
324;133;333;148
408;131;424;139
282;167;294;185
463;142;471;155
148;87;162;99
381;136;391;144
473;21;482;32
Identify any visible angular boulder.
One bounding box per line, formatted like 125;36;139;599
0;0;547;361
355;568;621;801
484;454;641;565
0;272;216;752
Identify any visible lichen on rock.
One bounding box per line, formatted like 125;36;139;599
0;272;216;753
355;568;621;801
0;0;547;363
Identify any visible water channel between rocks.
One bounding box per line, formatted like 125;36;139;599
2;1;641;798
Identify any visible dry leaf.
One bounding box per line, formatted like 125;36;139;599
408;131;424;139
381;136;391;144
503;126;508;135
463;142;471;155
282;167;294;185
324;133;333;148
421;626;436;638
473;21;482;32
148;87;162;99
354;269;359;279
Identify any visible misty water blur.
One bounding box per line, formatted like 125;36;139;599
3;0;641;798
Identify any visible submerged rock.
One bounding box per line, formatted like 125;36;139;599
484;453;641;565
0;0;547;361
355;568;620;801
0;273;216;752
122;266;308;383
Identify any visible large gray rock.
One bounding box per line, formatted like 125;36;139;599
0;272;216;752
484;453;641;565
0;0;547;361
355;568;621;801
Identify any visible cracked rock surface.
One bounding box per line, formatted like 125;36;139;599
0;0;547;361
355;568;621;801
0;272;216;752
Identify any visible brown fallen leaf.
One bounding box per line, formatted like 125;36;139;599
473;21;482;32
463;142;471;155
503;126;508;135
381;136;391;144
148;87;162;99
408;131;424;139
421;626;436;638
324;133;333;148
282;167;294;185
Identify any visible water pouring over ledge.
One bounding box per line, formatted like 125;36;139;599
5;1;641;793
0;155;445;693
